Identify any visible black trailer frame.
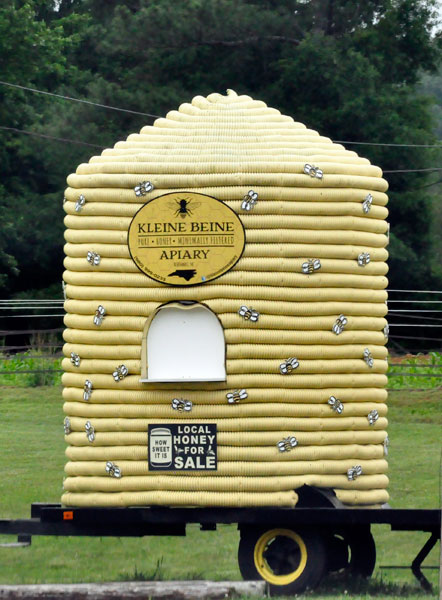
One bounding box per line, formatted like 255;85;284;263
0;503;440;593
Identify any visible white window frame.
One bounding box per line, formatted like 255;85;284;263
140;302;226;383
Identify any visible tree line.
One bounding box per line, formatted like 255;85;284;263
1;0;441;305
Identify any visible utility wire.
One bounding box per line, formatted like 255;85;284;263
388;300;442;304
0;299;63;301
0;314;64;318
0;344;63;352
0;328;63;336
2;123;442;174
0;125;104;149
388;313;442;322
388;289;442;294
6;298;442;303
0;304;64;312
389;324;442;327
335;140;442;148
3;121;442;171
388;308;442;319
3;79;442;149
0;81;160;119
383;168;442;173
389;334;442;341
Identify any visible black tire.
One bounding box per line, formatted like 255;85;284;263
347;528;376;578
326;527;376;578
238;526;327;596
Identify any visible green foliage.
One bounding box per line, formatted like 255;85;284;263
388;351;442;389
0;349;62;387
1;0;442;298
0;1;86;297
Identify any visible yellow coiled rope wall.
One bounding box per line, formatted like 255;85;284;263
62;90;389;508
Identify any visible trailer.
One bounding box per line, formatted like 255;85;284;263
0;490;440;595
2;89;439;597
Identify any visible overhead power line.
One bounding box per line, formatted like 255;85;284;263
383;168;442;173
388;300;442;304
335;140;442;148
0;328;63;336
388;289;442;293
0;299;63;303
0;125;104;149
389;324;442;327
390;334;442;341
388;308;442;319
2;79;442;149
0;80;160;119
0;314;64;318
2;124;442;173
0;309;63;312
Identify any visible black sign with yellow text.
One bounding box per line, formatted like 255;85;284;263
128;192;245;286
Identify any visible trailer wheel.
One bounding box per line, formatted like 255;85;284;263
326;527;376;578
347;528;376;577
238;527;327;595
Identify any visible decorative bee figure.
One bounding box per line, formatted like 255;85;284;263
105;461;121;478
332;314;348;335
93;305;106;326
367;409;379;426
70;352;80;367
238;305;259;322
226;389;248;404
171;398;193;412
357;252;370;267
303;164;323;179
383;435;389;456
85;420;95;442
279;357;299;375
363;348;374;368
113;364;129;382
63;417;71;435
328;396;344;414
383;324;389;341
277;436;298;453
362;193;373;214
75;194;86;212
86;251;101;266
347;465;363;481
83;379;93;401
241;190;258;211
302;258;321;274
134;181;154;197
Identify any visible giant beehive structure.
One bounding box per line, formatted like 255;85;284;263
61;90;389;508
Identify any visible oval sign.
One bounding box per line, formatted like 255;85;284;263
128;192;245;286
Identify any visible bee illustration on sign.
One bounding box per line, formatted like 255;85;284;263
168;198;201;218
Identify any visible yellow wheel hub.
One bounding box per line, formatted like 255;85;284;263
253;528;307;585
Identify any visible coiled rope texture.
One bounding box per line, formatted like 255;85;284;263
62;90;389;508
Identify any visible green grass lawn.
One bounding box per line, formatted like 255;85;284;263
0;386;440;599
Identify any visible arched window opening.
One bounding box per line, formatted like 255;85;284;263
140;302;226;382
